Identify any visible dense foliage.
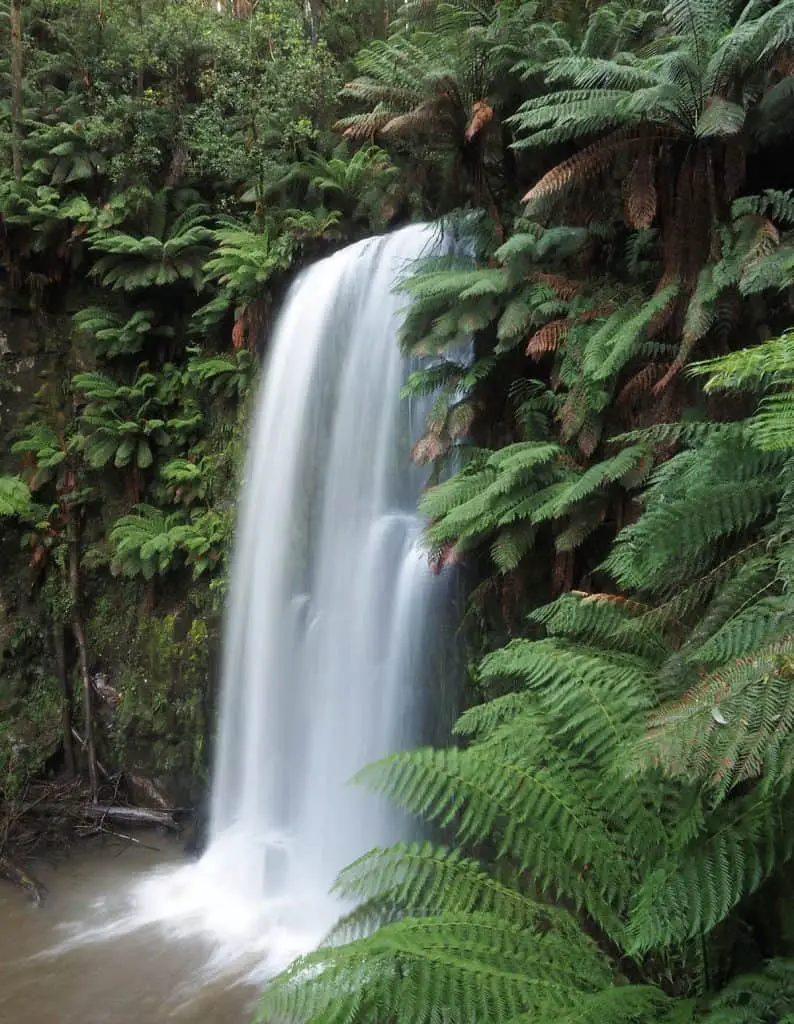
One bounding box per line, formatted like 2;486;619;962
0;0;403;817
256;0;794;1021
5;0;794;1021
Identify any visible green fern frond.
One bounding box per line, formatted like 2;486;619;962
331;841;581;941
629;792;794;952
692;330;794;393
702;958;794;1023
0;476;33;519
260;911;614;1024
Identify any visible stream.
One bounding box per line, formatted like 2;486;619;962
0;838;258;1024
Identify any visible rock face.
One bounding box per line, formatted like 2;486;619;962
0;305;218;814
0;308;52;472
0;307;65;795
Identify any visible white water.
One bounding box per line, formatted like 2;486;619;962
60;223;450;980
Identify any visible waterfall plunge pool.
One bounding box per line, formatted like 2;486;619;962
0;837;259;1023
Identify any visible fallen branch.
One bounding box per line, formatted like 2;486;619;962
75;823;162;853
80;804;179;832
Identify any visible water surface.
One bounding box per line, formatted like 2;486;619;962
0;838;257;1023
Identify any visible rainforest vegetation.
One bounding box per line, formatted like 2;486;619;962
3;0;794;1019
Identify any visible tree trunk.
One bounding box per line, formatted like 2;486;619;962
53;622;76;778
68;523;98;803
10;0;23;180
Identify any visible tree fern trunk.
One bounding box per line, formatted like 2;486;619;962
10;0;23;181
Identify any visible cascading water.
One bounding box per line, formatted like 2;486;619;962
95;221;453;977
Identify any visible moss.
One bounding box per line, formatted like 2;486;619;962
0;668;62;801
86;582;218;804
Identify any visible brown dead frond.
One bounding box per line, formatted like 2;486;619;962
231;316;246;351
559;389;587;442
412;432;448;465
336;111;395;140
577;417;601;458
522;129;676;208
624;151;657;229
580;592;650;614
653;357;684;393
232;299;266;352
429;540;461;575
464;100;493;142
382;104;441;137
740;216;780;281
448;401;477;439
526;318;569;357
526;272;582;300
616;363;663;408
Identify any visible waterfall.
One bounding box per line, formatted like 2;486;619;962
115;223;451;975
211;220;441;865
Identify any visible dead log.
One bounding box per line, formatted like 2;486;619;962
0;853;47;905
80;804;179;832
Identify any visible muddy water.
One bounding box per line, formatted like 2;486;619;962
0;838;259;1024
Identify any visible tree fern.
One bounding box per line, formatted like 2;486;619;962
87;190;213;293
186;350;254;401
259;910;626;1024
0;475;32;518
702;958;794;1023
72;306;173;360
26;119;107;187
109;504;228;581
260;248;794;1020
330;841;583;943
629;789;794;952
72;370;170;471
110;505;183;580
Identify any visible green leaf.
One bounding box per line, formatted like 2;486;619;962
136;439;154;469
114;438;135;467
694;98;746;138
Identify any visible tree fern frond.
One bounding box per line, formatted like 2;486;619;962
260;912;613;1024
692;329;794;392
639;635;794;796
703;958;794;1023
629;791;794;952
331;841;582;943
